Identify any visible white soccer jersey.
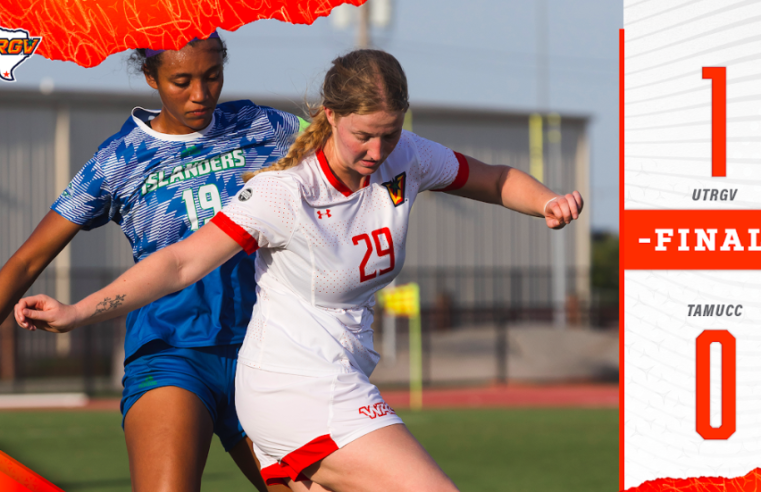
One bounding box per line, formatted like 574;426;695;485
212;130;468;377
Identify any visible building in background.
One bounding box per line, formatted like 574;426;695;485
0;89;592;390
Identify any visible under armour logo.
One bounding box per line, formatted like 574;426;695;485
317;209;332;219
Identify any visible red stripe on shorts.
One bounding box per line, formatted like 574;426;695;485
434;151;470;192
260;463;290;487
210;212;259;254
260;434;339;485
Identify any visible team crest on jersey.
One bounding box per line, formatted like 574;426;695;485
382;172;406;207
0;26;41;83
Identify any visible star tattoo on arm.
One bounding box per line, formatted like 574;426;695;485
93;294;126;316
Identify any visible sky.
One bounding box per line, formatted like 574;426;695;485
7;0;622;232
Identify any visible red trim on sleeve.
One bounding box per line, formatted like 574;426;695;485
434;151;470;192
259;434;339;486
210;212;259;255
316;149;353;197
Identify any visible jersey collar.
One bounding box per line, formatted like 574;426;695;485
316;148;370;197
132;107;216;142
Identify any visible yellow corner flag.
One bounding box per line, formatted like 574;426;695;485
379;283;420;317
379;283;423;410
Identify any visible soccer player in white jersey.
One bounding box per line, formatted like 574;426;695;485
15;49;583;492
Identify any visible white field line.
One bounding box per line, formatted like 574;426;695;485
0;393;88;409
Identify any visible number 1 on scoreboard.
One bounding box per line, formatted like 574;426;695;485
702;67;726;177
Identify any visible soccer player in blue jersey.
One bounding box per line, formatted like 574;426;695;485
0;33;301;492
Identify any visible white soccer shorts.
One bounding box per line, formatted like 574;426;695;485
235;364;404;486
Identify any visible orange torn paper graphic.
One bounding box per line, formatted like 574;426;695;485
0;0;367;67
623;468;761;492
0;451;64;492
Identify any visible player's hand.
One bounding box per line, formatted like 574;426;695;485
544;191;584;229
14;294;78;333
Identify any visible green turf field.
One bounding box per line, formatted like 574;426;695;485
0;407;617;491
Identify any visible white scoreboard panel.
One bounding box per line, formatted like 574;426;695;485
625;272;761;487
624;1;761;490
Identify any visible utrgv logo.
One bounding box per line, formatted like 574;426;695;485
0;26;41;83
359;402;396;419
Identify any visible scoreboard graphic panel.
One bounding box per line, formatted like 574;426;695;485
623;1;761;489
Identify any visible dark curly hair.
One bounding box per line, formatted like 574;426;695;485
128;36;228;81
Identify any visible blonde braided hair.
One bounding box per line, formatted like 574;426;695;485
242;49;409;183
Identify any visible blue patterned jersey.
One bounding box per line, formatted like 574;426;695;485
52;100;301;360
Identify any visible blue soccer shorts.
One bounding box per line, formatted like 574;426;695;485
121;340;246;451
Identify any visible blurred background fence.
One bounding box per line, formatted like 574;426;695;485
396;266;617;328
0;266;618;395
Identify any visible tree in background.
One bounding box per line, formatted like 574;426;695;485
590;231;619;327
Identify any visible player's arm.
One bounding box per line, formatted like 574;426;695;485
445;155;583;229
14;222;242;333
0;211;82;325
